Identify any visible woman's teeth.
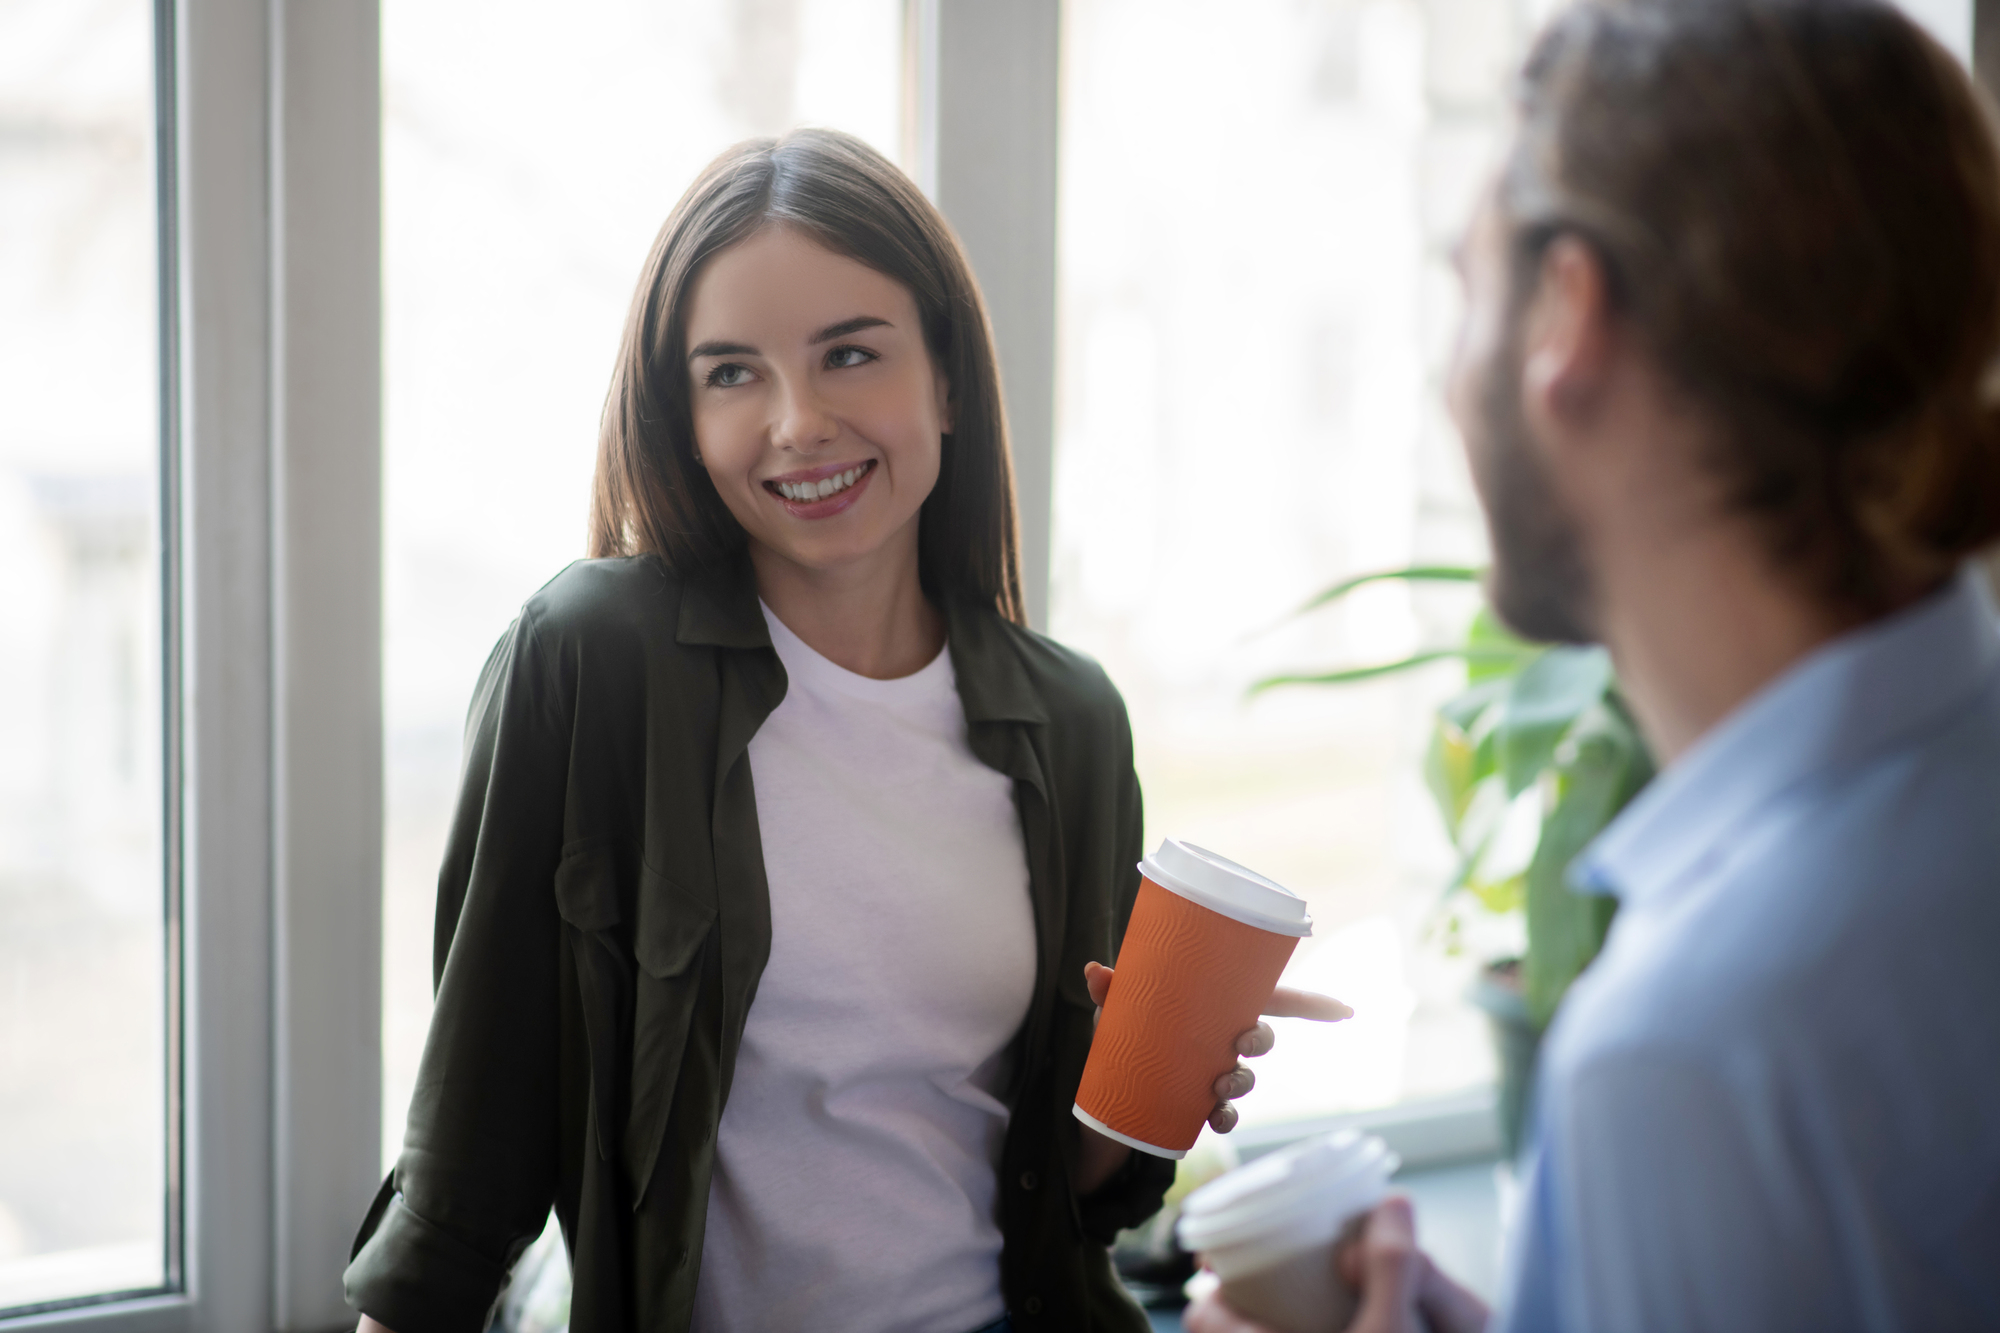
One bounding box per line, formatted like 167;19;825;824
775;464;867;502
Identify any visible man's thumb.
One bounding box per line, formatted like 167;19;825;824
1350;1197;1422;1330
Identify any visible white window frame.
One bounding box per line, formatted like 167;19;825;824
907;0;1062;630
8;0;382;1329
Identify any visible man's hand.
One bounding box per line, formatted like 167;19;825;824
1183;1198;1491;1333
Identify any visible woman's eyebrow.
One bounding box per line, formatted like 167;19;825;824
688;338;757;360
810;315;890;343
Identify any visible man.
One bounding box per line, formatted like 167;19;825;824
1191;1;2000;1329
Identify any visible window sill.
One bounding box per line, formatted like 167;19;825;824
1228;1085;1501;1173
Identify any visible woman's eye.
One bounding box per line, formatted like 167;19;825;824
826;345;876;370
705;362;752;388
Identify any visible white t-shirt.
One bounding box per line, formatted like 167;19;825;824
691;604;1038;1333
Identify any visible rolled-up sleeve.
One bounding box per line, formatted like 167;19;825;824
346;610;572;1332
1077;706;1176;1243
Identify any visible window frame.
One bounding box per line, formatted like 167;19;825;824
907;0;1062;630
4;0;381;1329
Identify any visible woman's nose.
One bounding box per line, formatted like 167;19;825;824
771;376;837;451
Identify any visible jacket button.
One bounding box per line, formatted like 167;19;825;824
1023;1296;1044;1316
1019;1171;1039;1191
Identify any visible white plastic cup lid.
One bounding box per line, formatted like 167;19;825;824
1176;1129;1398;1257
1138;838;1313;937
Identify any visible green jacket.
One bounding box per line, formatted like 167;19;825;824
345;556;1175;1333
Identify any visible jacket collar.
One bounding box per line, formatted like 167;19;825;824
944;596;1050;726
674;555;1050;727
675;556;772;651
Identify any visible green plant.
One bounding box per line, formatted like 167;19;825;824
1253;567;1654;1027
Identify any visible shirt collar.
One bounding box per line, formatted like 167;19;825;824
1572;564;2000;907
672;555;1049;726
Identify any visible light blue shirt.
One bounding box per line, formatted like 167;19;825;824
1495;568;2000;1333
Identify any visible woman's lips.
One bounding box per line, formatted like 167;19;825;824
764;459;876;519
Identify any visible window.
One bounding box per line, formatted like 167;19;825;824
381;0;907;1172
1052;0;1554;1132
0;0;175;1312
1052;0;1970;1140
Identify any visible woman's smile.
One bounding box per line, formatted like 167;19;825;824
764;458;877;516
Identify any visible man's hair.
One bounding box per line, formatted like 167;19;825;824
588;129;1025;625
1503;0;2000;611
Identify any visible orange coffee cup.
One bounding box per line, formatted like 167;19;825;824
1074;839;1313;1158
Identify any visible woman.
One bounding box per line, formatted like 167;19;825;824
347;129;1342;1333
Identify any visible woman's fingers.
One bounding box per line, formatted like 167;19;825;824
1212;1064;1255;1102
1264;985;1354;1021
1209;1061;1255;1132
1086;965;1354;1054
1232;990;1353;1058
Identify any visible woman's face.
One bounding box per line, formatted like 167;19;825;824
684;225;949;583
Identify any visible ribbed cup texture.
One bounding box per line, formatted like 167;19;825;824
1076;877;1302;1154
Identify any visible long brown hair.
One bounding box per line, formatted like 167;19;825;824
587;129;1025;625
1503;0;2000;611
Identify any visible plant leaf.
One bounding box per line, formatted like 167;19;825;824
1293;565;1482;616
1423;725;1472;839
1465;608;1537;683
1426;677;1508;837
1520;701;1653;1026
1249;645;1524;693
1497;646;1614;796
1466;871;1526;916
1438;676;1509;733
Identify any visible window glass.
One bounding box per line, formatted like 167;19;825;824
382;0;905;1169
0;0;169;1311
1054;0;1548;1129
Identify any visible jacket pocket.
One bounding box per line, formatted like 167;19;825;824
554;838;624;930
624;862;717;1206
633;861;716;977
553;841;634;1166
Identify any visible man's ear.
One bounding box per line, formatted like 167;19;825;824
1520;235;1616;441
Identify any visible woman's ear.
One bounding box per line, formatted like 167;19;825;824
935;365;955;436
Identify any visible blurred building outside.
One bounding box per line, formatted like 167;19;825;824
0;0;166;1308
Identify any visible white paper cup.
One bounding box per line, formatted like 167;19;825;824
1176;1130;1399;1333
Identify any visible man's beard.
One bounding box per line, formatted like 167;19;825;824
1471;335;1598;645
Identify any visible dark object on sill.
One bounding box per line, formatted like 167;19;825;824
1113;1224;1196;1310
1469;958;1538;1164
1117;1275;1192;1313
